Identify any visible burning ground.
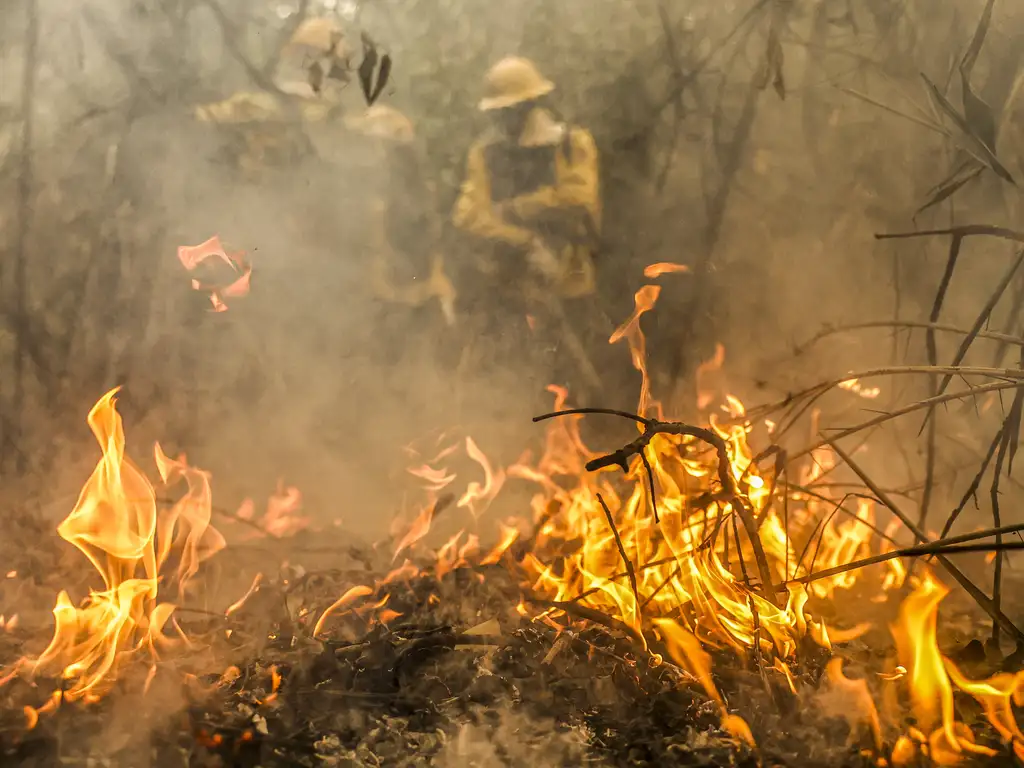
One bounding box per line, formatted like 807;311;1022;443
3;280;1024;768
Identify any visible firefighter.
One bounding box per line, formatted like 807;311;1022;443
193;17;347;178
345;104;456;361
452;56;604;393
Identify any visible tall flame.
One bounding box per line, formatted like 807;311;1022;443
7;388;224;705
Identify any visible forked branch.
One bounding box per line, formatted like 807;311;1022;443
534;408;780;607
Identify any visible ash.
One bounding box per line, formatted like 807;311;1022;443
1;524;886;768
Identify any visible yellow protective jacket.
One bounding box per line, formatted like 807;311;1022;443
194;89;338;175
452;111;601;298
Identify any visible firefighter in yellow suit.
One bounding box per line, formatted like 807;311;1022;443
193;17;347;178
452;57;603;389
345;104;456;331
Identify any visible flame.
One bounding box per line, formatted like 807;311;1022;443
889;572;998;763
838;377;882;400
480;522;521;565
610;285;661;419
696;343;726;411
456;437;505;515
312;263;1023;759
313;584;374;638
3;388;223;705
824;659;883;750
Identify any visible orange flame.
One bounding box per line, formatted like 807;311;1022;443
610;285;661;419
824;658;883;750
5;388;223;704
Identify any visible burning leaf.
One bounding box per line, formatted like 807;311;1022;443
177;236;252;313
643;262;690;278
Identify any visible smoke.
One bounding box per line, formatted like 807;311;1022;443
2;0;1024;543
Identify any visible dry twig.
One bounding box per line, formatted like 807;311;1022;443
535;407;780;606
828;441;1024;645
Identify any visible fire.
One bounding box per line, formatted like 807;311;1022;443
370;276;1024;761
1;388;224;707
372;283;917;746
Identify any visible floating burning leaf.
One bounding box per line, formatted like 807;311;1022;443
177;235;251;313
643;262;690;278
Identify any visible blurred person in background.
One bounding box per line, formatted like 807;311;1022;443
452;56;606;401
345;104;457;364
193;16;349;178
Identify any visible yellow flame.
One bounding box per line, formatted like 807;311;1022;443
6;388;223;705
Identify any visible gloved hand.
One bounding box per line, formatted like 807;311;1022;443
526;237;562;281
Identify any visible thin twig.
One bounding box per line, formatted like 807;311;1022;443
787;379;1021;462
596;493;641;627
876;225;1024;245
639;449;660;523
931;249;1024;406
786;539;1024;590
532;598;646;648
654;0;688;192
792;320;1024;357
828;441;1024;644
990;422;1010;649
939;426;1003;538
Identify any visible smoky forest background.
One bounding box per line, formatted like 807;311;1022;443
3;0;1024;546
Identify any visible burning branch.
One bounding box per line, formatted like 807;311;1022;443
534;407;780;607
596;493;642;636
787;522;1024;591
